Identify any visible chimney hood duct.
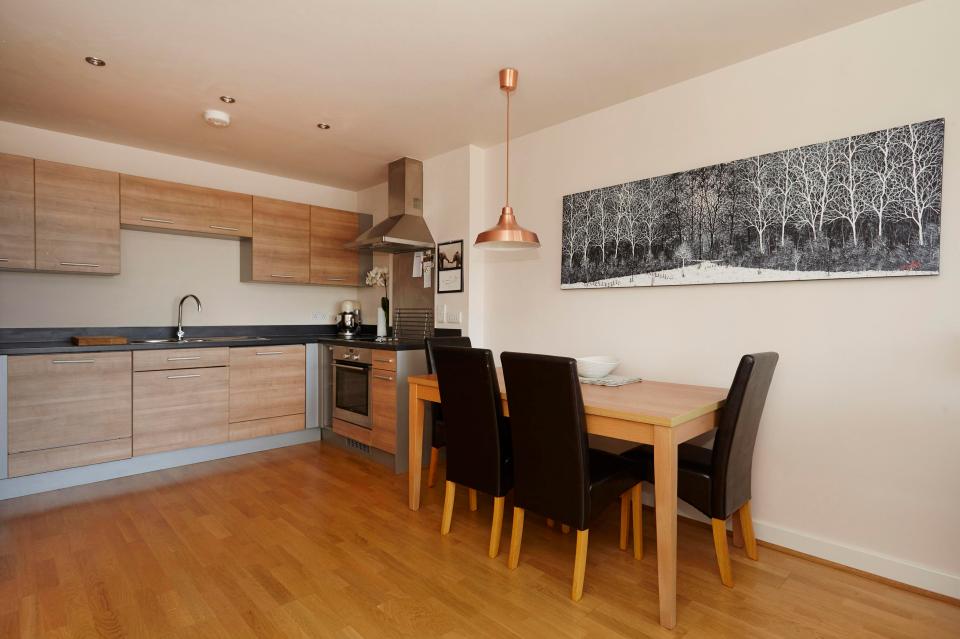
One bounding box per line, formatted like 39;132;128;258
347;157;435;253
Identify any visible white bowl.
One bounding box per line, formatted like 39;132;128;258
575;356;619;379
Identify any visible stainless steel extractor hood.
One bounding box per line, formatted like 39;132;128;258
347;157;435;253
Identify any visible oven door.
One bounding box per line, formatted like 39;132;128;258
332;361;372;428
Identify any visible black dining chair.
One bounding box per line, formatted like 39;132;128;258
432;345;512;558
622;352;779;587
424;336;472;488
500;352;645;601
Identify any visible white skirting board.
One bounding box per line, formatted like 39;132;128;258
0;428;323;501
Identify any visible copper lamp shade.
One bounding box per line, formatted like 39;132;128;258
475;68;540;250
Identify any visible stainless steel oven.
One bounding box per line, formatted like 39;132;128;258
331;346;373;428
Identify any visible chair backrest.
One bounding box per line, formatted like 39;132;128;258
432;345;511;496
711;352;779;516
500;352;592;528
424;336;472;374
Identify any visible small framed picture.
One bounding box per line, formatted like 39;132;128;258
437;240;464;294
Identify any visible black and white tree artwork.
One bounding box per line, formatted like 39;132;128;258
560;118;944;288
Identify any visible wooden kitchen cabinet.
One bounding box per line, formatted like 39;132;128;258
0;153;36;270
35;160;120;274
7;351;132;476
228;344;305;439
371;368;397;454
133;346;229;372
241;196;310;283
120;174;253;238
133;366;229;456
310;206;368;286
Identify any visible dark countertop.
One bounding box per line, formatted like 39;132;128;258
0;325;450;355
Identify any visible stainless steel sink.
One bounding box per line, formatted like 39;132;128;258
131;336;269;344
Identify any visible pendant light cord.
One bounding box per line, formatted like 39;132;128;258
505;89;510;207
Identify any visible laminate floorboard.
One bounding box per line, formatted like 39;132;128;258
0;442;956;638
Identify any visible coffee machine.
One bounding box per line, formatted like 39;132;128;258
336;300;362;338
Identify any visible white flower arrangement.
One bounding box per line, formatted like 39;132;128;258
365;266;389;288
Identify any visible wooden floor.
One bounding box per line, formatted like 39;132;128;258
1;443;957;638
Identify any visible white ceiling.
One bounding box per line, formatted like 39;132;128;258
0;0;916;190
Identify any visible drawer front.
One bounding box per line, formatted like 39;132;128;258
332;418;372;446
8;438;132;478
35;160;120;274
121;174;253;237
8;352;132;453
0;153;36;270
133;347;229;372
229;414;304;442
371;350;397;371
229;344;305;423
371;372;397;453
133;367;229;456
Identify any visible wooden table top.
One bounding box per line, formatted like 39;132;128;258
407;370;728;427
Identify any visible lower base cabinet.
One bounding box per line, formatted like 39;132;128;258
133;366;229;456
8;438;132;478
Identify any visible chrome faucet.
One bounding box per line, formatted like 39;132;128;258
177;294;202;341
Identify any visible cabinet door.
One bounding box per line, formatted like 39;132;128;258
310;206;361;286
8;352;132;454
371;370;397;454
120;174;252;237
0;153;35;270
244;196;310;283
35;160;120;274
228;344;305;424
133;367;229;455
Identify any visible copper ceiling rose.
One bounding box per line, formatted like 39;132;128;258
474;68;540;250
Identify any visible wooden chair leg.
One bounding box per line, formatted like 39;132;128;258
508;508;525;569
468;488;478;512
489;496;506;558
546;518;555;528
711;518;734;587
440;481;456;535
732;513;744;548
427;447;440;488
737;501;758;560
572;529;589;601
631;484;643;560
619;493;629;550
561;524;571;534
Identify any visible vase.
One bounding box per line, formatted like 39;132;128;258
377;308;388;338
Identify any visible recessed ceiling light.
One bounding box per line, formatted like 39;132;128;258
316;122;331;130
84;56;106;67
219;95;236;104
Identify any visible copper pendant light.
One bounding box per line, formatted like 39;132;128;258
474;68;540;250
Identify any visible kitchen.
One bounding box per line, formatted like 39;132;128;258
0;2;958;637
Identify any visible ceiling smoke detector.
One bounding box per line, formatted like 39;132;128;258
203;109;231;127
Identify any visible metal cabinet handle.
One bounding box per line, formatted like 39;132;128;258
167;373;201;379
373;358;394;363
325;277;346;281
209;225;238;231
141;216;174;224
167;356;201;361
52;359;95;364
270;274;295;279
0;258;9;262
60;262;100;268
373;374;394;381
256;351;283;356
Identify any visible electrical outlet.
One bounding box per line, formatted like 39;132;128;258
312;311;332;323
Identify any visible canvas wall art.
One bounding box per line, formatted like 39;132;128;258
560;118;944;288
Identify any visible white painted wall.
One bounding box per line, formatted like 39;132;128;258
473;0;959;595
0;121;361;327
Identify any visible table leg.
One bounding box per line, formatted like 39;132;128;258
408;385;425;511
653;426;678;629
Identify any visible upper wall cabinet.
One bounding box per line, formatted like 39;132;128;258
310;207;370;287
241;196;310;283
120;174;253;238
0;153;36;271
35;160;120;274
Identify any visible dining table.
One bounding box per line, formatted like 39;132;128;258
406;369;728;629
